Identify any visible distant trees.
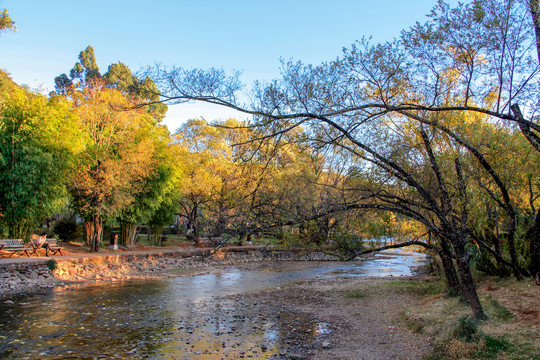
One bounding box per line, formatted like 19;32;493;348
153;0;539;318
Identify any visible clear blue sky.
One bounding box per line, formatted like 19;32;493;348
1;0;443;132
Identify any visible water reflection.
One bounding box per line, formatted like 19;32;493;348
0;249;427;359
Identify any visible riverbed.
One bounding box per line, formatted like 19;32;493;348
0;249;428;359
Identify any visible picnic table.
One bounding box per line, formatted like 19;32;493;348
0;239;31;257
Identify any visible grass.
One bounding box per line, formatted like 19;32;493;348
387;279;445;296
395;275;540;360
344;290;368;299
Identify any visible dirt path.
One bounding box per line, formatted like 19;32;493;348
246;276;432;360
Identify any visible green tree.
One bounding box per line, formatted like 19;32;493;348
0;9;16;34
55;46;167;122
117;138;182;248
0;70;79;238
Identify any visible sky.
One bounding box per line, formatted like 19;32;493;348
0;0;443;132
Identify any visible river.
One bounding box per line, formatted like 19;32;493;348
0;249;428;359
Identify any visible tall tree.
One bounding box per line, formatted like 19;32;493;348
0;70;79;238
69;80;159;251
117;137;182;248
55;46;167;122
153;0;540;318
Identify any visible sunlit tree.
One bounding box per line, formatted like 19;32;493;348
0;70;80;238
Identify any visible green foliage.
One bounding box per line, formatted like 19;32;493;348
55;46;167;122
484;295;514;321
452;317;478;342
53;219;80;242
344;291;368;299
46;259;57;271
388;280;445;296
0;72;79;238
0;9;16;33
479;336;511;358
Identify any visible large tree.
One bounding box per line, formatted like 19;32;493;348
69;80;161;251
56;46;171;251
152;0;540;318
0;70;79;239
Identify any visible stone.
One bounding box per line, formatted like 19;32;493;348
322;341;331;349
29;271;38;281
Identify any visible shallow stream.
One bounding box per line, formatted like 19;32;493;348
0;249;428;359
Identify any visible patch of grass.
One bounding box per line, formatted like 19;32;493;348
483;295;514;321
387;279;444;296
400;313;425;334
250;236;282;246
344;291;368;299
452;317;478;342
397;275;540;360
476;335;511;359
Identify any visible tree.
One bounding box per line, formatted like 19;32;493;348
0;9;16;34
0;70;79;238
55;45;167;122
117;138;182;248
69;80;160;251
55;47;171;251
152;0;540;318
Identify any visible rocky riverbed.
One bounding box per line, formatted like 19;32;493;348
1;250;433;360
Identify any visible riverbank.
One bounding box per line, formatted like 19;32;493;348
2;246;537;360
0;245;340;298
258;272;539;360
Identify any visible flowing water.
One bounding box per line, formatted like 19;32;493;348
0;249;428;359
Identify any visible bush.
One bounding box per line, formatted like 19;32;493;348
452;317;478;342
53;219;79;241
46;259;57;271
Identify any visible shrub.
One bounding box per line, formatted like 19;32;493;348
46;259;57;271
53;219;79;241
452;317;478;342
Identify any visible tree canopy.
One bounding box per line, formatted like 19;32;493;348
151;0;540;319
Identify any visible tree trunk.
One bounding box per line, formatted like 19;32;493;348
191;204;200;244
438;239;461;294
90;215;103;252
84;220;94;246
9;220;31;241
150;225;163;245
530;208;540;278
452;235;486;319
507;214;524;280
120;222;138;248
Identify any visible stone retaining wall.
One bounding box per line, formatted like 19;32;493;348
1;248;339;298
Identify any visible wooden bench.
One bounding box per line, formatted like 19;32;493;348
29;238;64;257
0;239;31;258
45;239;63;256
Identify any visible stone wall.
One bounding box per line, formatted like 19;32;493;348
1;248;339;298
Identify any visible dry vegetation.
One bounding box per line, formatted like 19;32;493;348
396;275;540;360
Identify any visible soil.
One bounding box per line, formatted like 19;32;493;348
239;275;432;360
